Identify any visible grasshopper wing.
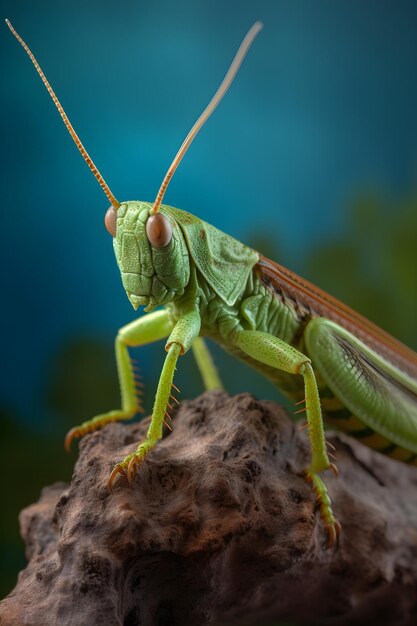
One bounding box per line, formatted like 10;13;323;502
257;255;417;381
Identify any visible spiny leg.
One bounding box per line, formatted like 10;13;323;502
300;362;341;545
109;341;182;487
192;336;224;391
236;330;341;546
109;306;202;489
65;309;174;451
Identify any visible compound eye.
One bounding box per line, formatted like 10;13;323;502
146;213;172;249
104;206;117;237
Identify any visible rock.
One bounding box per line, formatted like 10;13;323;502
1;391;417;626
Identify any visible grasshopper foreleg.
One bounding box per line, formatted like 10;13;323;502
236;330;341;547
65;309;174;451
109;307;201;489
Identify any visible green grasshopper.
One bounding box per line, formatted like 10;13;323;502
8;20;417;547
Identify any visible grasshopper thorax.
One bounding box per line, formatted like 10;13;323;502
112;201;190;312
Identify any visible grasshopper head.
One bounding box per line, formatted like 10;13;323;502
106;201;190;311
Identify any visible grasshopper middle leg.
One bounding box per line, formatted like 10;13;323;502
192;336;224;391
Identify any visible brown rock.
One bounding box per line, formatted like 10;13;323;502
1;391;417;626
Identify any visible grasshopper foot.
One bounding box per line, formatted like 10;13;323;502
108;439;156;490
108;464;127;491
65;408;139;452
304;469;341;548
326;519;342;548
65;427;82;452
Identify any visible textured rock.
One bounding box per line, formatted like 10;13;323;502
1;391;417;626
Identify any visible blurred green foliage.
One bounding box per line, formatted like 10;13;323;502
305;193;417;350
46;338;121;423
1;192;417;601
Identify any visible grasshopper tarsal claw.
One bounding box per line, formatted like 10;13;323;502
108;464;127;491
304;469;340;548
65;427;81;452
108;454;145;491
127;455;143;483
325;520;342;548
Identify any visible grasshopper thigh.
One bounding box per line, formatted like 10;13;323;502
235;330;330;473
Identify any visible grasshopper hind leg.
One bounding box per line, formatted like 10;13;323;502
236;329;341;547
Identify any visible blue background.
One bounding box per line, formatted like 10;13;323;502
1;0;417;598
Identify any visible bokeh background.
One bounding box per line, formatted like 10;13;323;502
1;0;417;600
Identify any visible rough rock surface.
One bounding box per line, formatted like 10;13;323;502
1;391;417;626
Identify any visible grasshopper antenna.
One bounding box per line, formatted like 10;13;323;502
6;19;120;209
151;21;263;214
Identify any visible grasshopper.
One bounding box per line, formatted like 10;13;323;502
8;20;417;547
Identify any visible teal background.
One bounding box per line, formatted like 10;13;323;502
1;0;417;601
